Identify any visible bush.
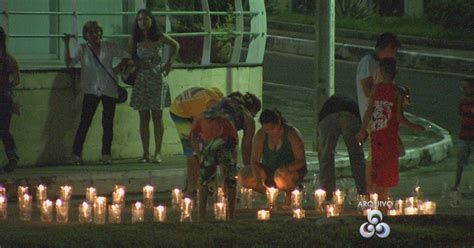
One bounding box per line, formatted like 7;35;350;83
336;0;375;19
425;0;474;30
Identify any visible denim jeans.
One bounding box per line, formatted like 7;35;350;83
318;112;366;197
457;139;474;168
0;92;17;160
72;94;116;156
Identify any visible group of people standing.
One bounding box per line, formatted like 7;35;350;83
63;9;180;165
1;10;471;219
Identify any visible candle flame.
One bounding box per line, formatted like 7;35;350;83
44;199;53;207
143;185;154;191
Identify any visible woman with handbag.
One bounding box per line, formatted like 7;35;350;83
63;20;130;165
129;9;179;163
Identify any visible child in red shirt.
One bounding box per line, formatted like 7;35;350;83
453;77;474;192
358;58;425;205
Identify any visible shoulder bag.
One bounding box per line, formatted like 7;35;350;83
87;43;127;103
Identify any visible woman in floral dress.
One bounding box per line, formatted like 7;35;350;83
130;9;179;163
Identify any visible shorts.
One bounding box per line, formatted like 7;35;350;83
170;112;193;157
200;138;238;188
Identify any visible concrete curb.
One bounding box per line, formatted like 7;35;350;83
305;112;453;178
266;35;474;75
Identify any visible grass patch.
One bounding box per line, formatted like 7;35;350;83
0;215;472;247
268;13;474;41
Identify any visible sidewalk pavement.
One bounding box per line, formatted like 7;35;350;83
265;21;474;75
0;113;452;196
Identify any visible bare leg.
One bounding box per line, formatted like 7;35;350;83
151;110;164;158
186;155;200;194
365;159;376;193
199;183;208;221
139;111;151;159
375;186;390;214
274;168;300;208
226;186;236;219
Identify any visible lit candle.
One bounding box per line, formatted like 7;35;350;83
240;188;254;209
94;196;107;224
420;201;436;215
257;209;270;221
314;189;326;212
216;187;225;203
60;185;72;201
55;199;69;223
404;206;419;215
85;187;97;203
154;205;167;222
369;193;379;209
395;199;403;214
412;185;423;200
356;194;368;214
19;194;32;221
266;187;279;210
17;186;28;202
180;197;193;222
333;189;345;213
172;188;183;209
78;201;92;224
0;185;5;196
40;199;53;223
108;204;122;224
0;196;7;220
405;197;416;208
386;209;400;216
291;189;302;210
36;184;48;203
214;201;227;221
325;204;339;218
293;208;305;219
112;185;126;207
131;202;144;223
143;185;154;208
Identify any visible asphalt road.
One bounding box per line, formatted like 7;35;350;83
262;51;466;136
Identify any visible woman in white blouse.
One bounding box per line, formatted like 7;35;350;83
63;20;129;165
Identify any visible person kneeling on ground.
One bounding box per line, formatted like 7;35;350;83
190;107;238;220
238;108;307;208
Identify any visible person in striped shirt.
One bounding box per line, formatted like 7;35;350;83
453;77;474;191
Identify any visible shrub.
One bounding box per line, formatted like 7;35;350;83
336;0;375;19
425;0;474;30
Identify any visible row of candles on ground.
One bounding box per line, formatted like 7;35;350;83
0;184;436;222
256;186;437;220
0;184;175;223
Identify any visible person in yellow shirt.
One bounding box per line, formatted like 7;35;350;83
170;87;261;196
170;87;224;194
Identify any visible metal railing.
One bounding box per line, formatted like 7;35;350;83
0;0;267;65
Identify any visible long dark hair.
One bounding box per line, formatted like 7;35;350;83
0;27;9;73
0;27;7;58
132;9;162;43
259;108;286;125
227;91;262;114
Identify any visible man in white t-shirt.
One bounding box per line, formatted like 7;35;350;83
356;32;401;119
